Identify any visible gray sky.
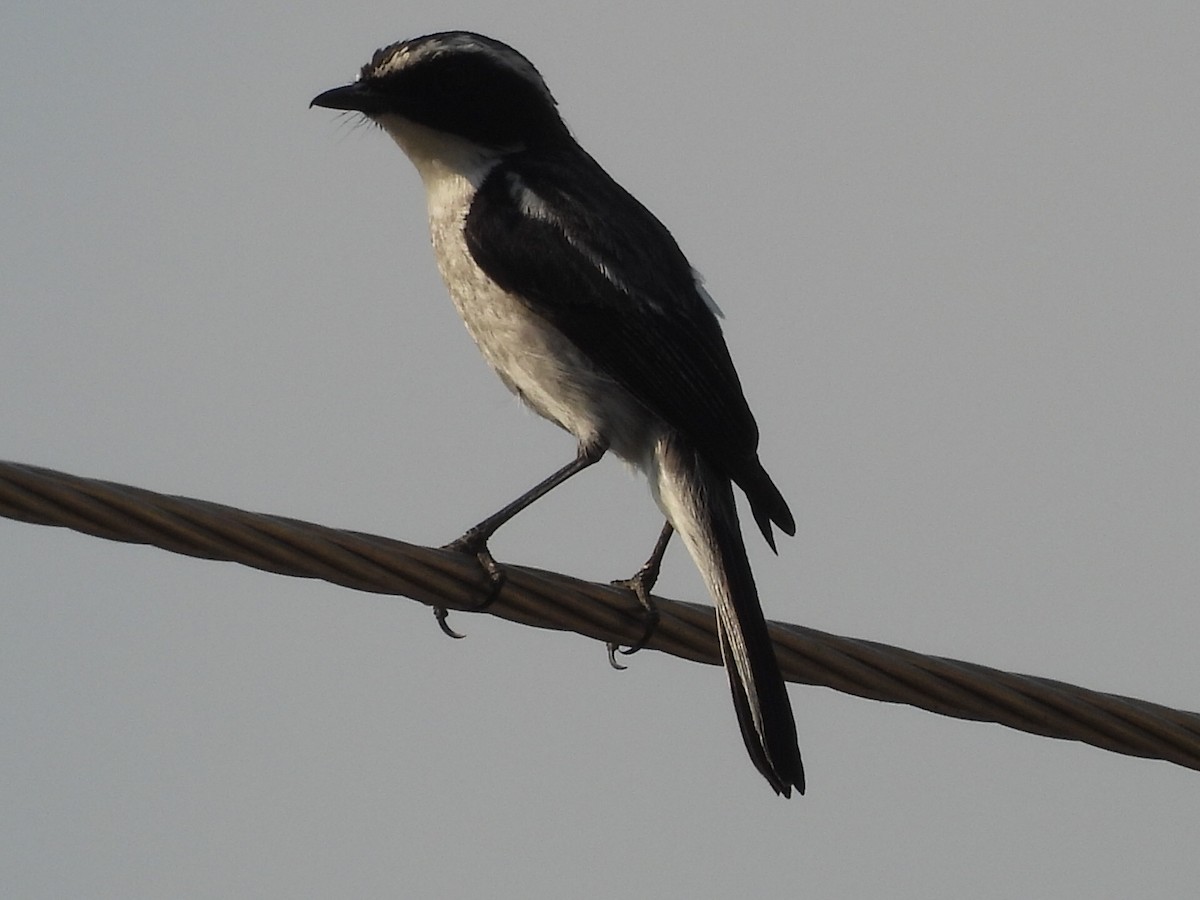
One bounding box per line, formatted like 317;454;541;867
3;3;1198;897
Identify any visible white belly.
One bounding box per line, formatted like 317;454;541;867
424;163;658;463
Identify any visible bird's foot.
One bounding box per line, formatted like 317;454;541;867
435;528;507;638
443;527;506;606
606;562;662;669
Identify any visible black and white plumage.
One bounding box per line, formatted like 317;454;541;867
312;31;804;796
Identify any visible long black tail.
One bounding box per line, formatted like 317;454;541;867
652;435;804;796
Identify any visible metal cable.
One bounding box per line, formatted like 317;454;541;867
2;459;1198;772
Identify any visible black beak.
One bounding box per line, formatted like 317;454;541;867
310;83;377;113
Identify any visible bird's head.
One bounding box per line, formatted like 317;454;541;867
311;31;569;169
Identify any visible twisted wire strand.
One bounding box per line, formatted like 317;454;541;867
2;459;1197;771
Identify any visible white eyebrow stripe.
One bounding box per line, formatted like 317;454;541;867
366;34;554;106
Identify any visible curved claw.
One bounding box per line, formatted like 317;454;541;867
606;642;628;671
606;520;671;660
617;606;661;656
434;606;466;639
608;570;662;660
604;577;659;664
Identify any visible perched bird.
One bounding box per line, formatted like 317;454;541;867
312;31;804;795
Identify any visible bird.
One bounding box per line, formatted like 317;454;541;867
311;31;804;796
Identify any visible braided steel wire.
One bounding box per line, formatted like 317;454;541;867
2;459;1197;772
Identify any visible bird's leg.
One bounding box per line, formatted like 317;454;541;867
436;442;607;630
607;520;674;668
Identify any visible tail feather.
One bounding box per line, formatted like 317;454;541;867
652;435;804;796
735;458;796;553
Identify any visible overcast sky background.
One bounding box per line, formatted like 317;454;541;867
3;3;1198;897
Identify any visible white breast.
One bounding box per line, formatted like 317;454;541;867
377;114;659;463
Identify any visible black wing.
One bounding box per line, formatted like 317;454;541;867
464;146;794;542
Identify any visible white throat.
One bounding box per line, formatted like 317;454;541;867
374;113;503;198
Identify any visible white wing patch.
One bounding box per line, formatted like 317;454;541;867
508;173;638;299
692;267;724;319
505;173;718;320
